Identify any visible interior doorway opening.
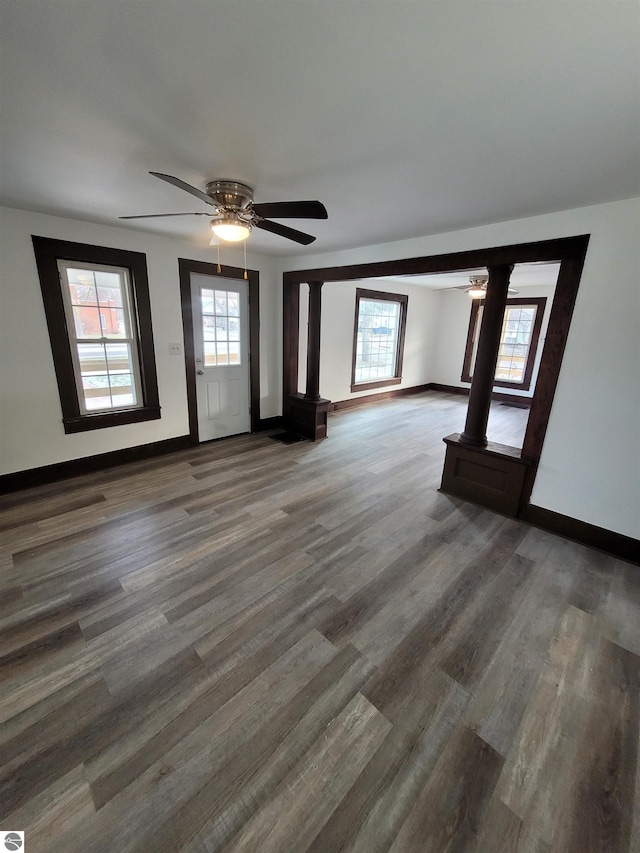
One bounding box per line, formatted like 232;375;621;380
282;235;589;516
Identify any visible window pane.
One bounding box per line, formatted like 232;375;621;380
95;271;123;302
73;305;101;338
468;302;542;386
77;342;107;374
201;289;214;314
354;298;401;383
67;269;98;305
99;307;126;337
200;287;242;366
109;373;136;407
105;342;132;373
495;306;535;383
83;373;112;411
59;260;142;414
204;341;216;366
228;317;239;341
203;315;216;341
215;291;228;314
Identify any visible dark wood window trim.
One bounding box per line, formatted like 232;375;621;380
32;236;160;434
178;258;260;443
350;287;408;392
461;297;547;391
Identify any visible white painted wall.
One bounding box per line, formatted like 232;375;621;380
278;198;640;539
431;282;556;397
298;278;438;403
0;206;281;475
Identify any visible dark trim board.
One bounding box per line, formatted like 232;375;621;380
0;436;190;495
332;383;433;411
429;383;533;408
283;235;589;284
523;504;640;566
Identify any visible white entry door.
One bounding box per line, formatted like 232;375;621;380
190;273;250;441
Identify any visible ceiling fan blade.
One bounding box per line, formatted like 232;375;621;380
255;219;316;245
251;200;327;220
149;172;217;207
119;212;211;219
459;285;520;295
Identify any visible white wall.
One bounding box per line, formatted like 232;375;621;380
277;198;640;539
0;206;281;475
432;282;556;397
298;278;438;402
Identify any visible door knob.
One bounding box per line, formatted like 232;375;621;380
197;369;205;375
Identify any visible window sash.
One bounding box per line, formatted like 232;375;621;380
462;297;546;391
351;288;408;392
58;260;143;414
354;299;401;383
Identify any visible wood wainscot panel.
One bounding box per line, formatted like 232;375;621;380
441;433;531;517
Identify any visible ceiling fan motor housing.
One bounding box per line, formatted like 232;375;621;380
205;180;254;210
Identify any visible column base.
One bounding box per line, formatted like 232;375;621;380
286;393;331;442
441;433;530;517
459;431;488;447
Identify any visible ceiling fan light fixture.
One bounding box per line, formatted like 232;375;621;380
211;215;251;242
468;275;488;298
468;285;487;298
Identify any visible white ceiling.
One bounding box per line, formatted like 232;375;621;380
1;1;638;257
379;262;560;290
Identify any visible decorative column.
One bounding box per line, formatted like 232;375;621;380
286;280;331;441
460;264;513;446
441;263;530;517
304;281;323;401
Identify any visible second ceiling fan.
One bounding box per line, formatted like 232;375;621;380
446;275;519;298
120;172;328;245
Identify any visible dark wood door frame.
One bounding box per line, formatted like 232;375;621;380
179;258;261;444
282;234;590;509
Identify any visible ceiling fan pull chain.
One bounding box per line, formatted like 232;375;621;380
243;241;248;280
217;237;221;273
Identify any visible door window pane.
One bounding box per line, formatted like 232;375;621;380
200;286;242;366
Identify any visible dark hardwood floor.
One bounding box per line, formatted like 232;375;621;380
0;391;638;852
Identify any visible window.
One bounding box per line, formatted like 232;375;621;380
351;288;408;391
32;237;160;433
201;287;241;366
461;297;546;391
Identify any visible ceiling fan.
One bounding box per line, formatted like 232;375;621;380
120;172;328;245
448;275;519;298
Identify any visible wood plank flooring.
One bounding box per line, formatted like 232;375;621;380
0;391;638;852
